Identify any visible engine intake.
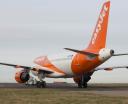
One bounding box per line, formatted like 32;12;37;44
15;70;30;83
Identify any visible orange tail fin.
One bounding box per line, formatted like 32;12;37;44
87;1;110;51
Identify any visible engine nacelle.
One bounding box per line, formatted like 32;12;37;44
15;70;30;83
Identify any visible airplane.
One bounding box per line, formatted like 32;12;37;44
0;1;128;88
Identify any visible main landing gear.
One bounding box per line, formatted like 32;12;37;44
25;77;47;88
36;81;46;88
36;71;47;88
77;73;92;88
78;81;88;88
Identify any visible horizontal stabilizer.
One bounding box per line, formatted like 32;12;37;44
113;53;128;56
95;66;128;71
64;48;98;57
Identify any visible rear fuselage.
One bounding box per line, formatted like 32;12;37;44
34;48;113;78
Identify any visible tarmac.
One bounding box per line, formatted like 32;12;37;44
1;83;128;97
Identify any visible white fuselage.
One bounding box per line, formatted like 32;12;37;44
31;48;113;78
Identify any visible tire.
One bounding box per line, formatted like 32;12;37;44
36;81;46;88
41;81;46;88
78;82;82;88
36;81;41;88
83;83;87;88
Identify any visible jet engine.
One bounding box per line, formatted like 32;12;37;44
15;70;30;83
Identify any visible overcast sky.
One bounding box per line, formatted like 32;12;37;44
0;0;128;83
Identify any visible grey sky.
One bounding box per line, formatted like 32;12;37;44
0;0;128;83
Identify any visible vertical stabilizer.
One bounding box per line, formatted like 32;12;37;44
87;1;110;51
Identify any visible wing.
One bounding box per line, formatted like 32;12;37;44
95;66;128;71
0;62;53;74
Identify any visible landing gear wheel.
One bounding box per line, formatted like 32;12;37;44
78;82;82;88
77;75;88;88
36;81;46;88
36;81;41;88
83;83;87;88
78;82;87;88
41;81;46;88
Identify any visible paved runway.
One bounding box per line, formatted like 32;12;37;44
1;83;128;97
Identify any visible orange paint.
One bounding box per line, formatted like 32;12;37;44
15;71;27;83
71;53;101;75
87;1;110;52
104;68;113;71
71;1;110;75
34;56;65;74
73;76;81;83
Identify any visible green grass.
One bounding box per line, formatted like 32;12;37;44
0;88;128;104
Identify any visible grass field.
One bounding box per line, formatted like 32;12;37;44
0;88;128;104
